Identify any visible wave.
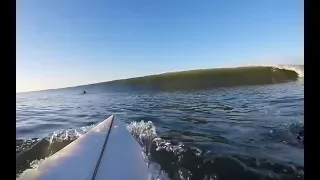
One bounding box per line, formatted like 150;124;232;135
274;65;304;78
17;120;304;180
20;65;302;94
248;64;303;78
105;66;300;92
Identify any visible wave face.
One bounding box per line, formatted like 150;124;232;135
275;65;304;78
16;78;304;179
112;66;299;92
23;65;302;94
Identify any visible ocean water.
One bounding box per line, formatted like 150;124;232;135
16;66;304;180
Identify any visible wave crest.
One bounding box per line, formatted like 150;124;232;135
275;65;304;77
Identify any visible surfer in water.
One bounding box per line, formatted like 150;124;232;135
83;90;86;94
297;126;304;145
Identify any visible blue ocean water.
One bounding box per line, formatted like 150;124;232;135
16;67;304;180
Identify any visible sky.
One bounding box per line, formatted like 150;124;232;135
17;0;303;92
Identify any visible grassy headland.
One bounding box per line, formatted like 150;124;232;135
107;66;298;91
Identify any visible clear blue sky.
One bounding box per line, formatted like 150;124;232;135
17;0;303;92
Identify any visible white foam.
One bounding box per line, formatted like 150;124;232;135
17;158;47;179
19;120;171;180
126;121;171;180
48;124;95;143
241;63;304;78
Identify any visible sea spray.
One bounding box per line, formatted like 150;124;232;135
126;120;171;180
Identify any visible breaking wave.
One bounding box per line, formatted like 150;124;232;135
275;65;304;78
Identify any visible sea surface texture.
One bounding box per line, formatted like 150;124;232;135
16;65;304;180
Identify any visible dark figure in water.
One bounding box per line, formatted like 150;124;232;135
83;91;86;94
297;126;304;145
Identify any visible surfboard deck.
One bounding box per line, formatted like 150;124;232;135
17;115;149;180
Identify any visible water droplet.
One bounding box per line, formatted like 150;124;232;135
210;174;218;180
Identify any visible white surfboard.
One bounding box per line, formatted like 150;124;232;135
18;115;149;180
